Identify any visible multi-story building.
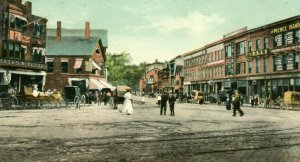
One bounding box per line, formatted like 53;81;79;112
0;0;48;92
140;59;164;95
45;21;112;94
182;15;300;102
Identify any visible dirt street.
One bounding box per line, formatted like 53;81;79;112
0;99;299;162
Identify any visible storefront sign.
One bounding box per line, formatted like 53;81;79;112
85;61;93;72
0;59;47;70
271;21;300;34
287;53;294;70
246;49;269;57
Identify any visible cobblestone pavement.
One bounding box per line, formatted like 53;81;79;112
0;97;299;162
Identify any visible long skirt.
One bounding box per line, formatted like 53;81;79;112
122;99;133;115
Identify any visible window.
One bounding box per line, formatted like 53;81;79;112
10;14;27;32
264;57;268;73
47;62;54;73
32;23;45;37
32;48;39;62
248;60;252;74
236;63;241;75
256;39;261;50
61;62;68;73
295;30;300;43
274;34;282;47
248;41;252;52
225;45;232;57
283;32;288;45
236;41;245;54
225;64;233;76
21;45;26;61
264;37;269;49
256;58;260;73
295;54;299;70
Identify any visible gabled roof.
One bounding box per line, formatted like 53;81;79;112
46;28;108;56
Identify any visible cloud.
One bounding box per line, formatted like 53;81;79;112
147;11;225;34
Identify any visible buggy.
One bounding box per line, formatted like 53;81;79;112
64;86;86;109
110;86;130;109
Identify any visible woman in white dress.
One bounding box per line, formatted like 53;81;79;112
122;89;133;115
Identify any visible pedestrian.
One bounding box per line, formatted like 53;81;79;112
225;94;231;110
157;93;161;105
232;90;244;117
141;96;145;104
168;93;176;116
122;89;133;115
250;96;255;107
160;92;168;115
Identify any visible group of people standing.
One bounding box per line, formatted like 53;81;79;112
158;92;176;116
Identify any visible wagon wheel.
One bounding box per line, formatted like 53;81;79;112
109;97;114;109
74;96;81;109
80;95;86;108
8;96;18;110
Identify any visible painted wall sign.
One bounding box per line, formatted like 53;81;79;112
0;59;47;70
271;21;300;34
246;49;269;57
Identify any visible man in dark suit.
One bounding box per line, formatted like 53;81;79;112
160;92;168;115
168;93;176;116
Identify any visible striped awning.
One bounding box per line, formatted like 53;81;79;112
73;59;83;69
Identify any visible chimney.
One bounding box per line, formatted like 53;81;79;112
85;21;90;40
24;1;32;14
56;21;61;42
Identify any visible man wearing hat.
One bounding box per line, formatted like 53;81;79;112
160;92;168;115
232;90;244;117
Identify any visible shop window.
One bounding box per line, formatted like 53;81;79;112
47;62;54;73
61;62;68;73
236;41;245;55
264;37;269;49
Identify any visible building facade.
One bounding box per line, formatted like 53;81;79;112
0;0;48;92
139;59;164;95
45;21;113;94
182;16;300;102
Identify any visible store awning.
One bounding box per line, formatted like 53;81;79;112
89;79;106;90
9;70;46;76
73;59;83;69
99;79;116;91
92;61;101;70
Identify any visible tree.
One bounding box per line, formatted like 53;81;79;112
106;52;146;89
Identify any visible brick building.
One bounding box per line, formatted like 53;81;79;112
139;59;164;95
45;21;113;94
0;0;48;92
182;15;300;102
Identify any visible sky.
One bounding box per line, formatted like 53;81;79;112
29;0;300;64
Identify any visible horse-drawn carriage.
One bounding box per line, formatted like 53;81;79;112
64;86;86;109
110;86;130;109
0;85;18;109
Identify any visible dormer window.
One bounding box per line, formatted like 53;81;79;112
95;48;100;54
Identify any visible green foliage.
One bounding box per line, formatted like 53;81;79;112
106;52;146;89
